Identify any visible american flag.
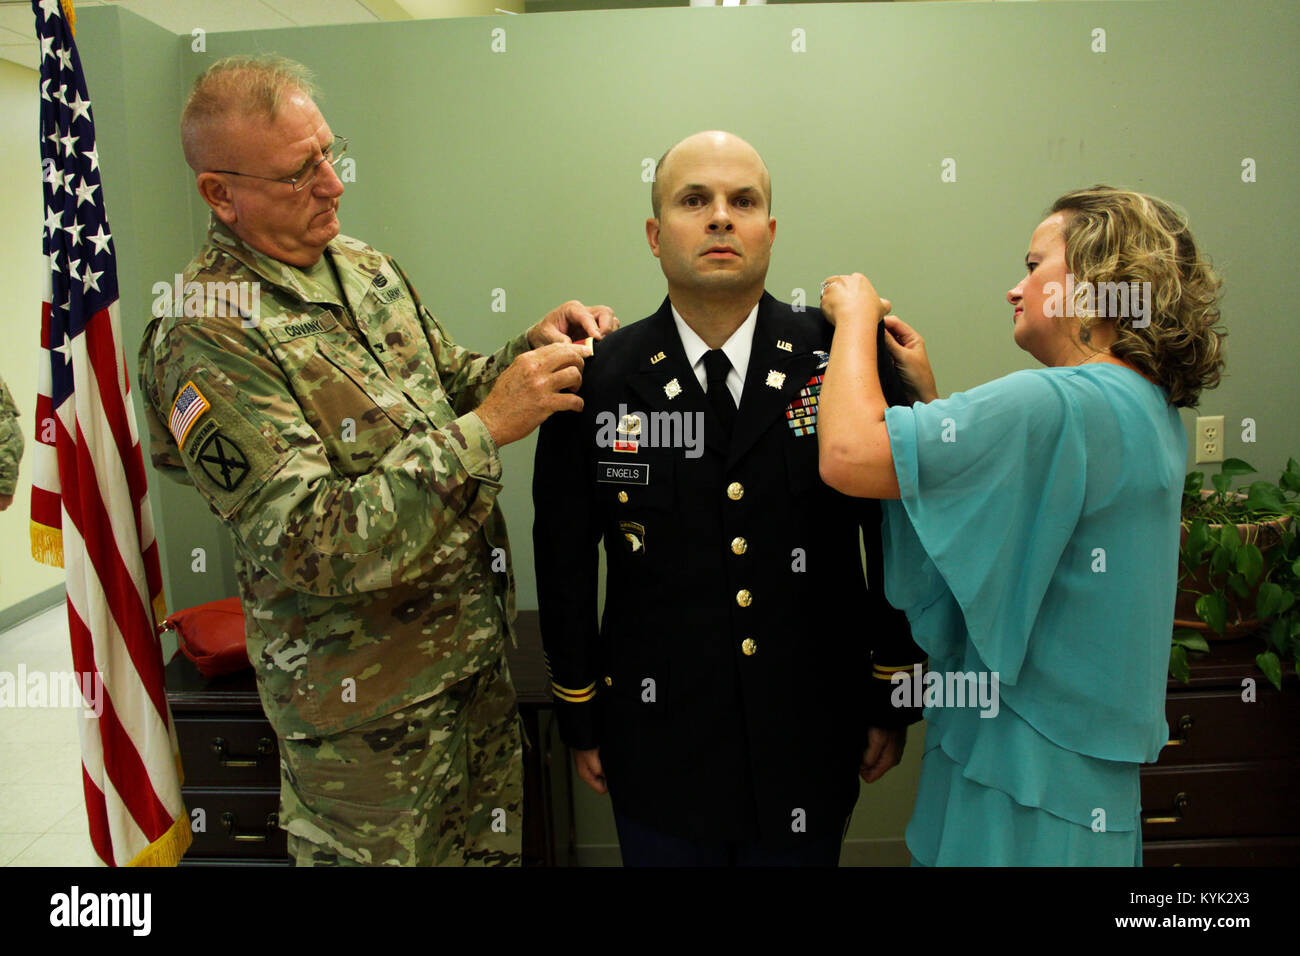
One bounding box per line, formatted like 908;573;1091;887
28;0;191;866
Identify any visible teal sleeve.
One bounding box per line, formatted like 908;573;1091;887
882;370;1085;686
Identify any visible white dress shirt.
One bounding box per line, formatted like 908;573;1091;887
670;302;758;408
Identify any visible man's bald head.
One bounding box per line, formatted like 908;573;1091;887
180;55;317;173
650;130;772;219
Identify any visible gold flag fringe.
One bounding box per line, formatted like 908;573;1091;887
31;522;64;568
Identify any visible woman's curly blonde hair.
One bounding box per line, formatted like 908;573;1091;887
1049;186;1225;408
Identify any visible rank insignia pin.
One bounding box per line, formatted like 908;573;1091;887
776;340;793;352
619;414;642;435
650;351;667;365
765;370;786;389
664;378;682;399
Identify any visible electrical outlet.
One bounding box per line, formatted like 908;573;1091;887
1196;415;1224;464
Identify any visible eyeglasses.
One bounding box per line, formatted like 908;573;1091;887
209;137;349;192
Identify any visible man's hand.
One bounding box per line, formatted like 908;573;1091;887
475;342;587;447
882;315;939;403
0;493;12;512
526;300;619;349
574;747;608;795
820;273;890;328
860;726;906;784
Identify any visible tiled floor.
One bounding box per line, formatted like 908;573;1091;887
0;604;99;865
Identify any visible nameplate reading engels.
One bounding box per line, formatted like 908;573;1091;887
596;461;650;485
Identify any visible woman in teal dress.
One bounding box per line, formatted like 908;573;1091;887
816;186;1226;865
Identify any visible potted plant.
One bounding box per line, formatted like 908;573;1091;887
1172;457;1300;690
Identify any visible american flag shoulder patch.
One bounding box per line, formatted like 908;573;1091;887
169;380;211;449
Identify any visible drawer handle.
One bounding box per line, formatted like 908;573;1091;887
1143;792;1189;825
221;811;279;843
1164;715;1194;747
211;736;275;768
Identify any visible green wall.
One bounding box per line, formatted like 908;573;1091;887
74;0;1300;863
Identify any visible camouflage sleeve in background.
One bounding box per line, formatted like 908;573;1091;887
140;317;506;598
391;260;533;416
0;375;25;497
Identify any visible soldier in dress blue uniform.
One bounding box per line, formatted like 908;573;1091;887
533;131;925;865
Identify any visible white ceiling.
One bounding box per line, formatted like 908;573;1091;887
0;0;388;70
0;0;976;71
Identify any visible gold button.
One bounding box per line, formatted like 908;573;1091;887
617;491;628;503
731;537;747;555
741;638;757;656
604;676;612;687
727;482;744;501
736;589;752;608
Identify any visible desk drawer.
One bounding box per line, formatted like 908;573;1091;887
1143;836;1300;866
1157;687;1300;766
183;787;286;859
1140;758;1300;839
176;715;281;788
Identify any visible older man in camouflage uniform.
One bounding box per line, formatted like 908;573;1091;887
0;375;24;514
139;56;614;866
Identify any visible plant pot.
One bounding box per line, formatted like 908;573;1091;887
1176;493;1294;640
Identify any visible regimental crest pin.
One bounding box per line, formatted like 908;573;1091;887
664;378;682;399
765;370;786;389
776;340;793;352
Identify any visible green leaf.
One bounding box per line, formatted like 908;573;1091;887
1269;617;1289;654
1220;458;1257;480
1211;472;1231;496
1243;481;1286;513
1256;581;1284;620
1210;544;1231;576
1281;459;1300;493
1196;592;1228;634
1185;472;1204;495
1219;523;1242;555
1227;572;1250;598
1173;629;1211;653
1278;591;1296;616
1256;651;1283;692
1169;645;1190;684
1235;542;1264;584
1184;520;1210;560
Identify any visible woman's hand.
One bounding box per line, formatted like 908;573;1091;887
820;273;890;327
882;314;939;403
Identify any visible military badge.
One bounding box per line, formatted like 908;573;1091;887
619;520;646;554
776;340;793;352
813;349;830;370
168;380;210;449
650;351;667;365
614;413;640;453
574;337;594;357
664;378;682;400
196;431;250;491
765;370;786;389
785;373;823;437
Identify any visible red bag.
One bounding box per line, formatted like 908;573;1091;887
163;597;251;677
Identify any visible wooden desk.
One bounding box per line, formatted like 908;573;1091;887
165;610;569;866
1140;636;1300;865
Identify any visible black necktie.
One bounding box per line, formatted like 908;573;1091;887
703;348;737;440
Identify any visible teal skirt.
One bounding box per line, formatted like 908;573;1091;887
906;746;1142;867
